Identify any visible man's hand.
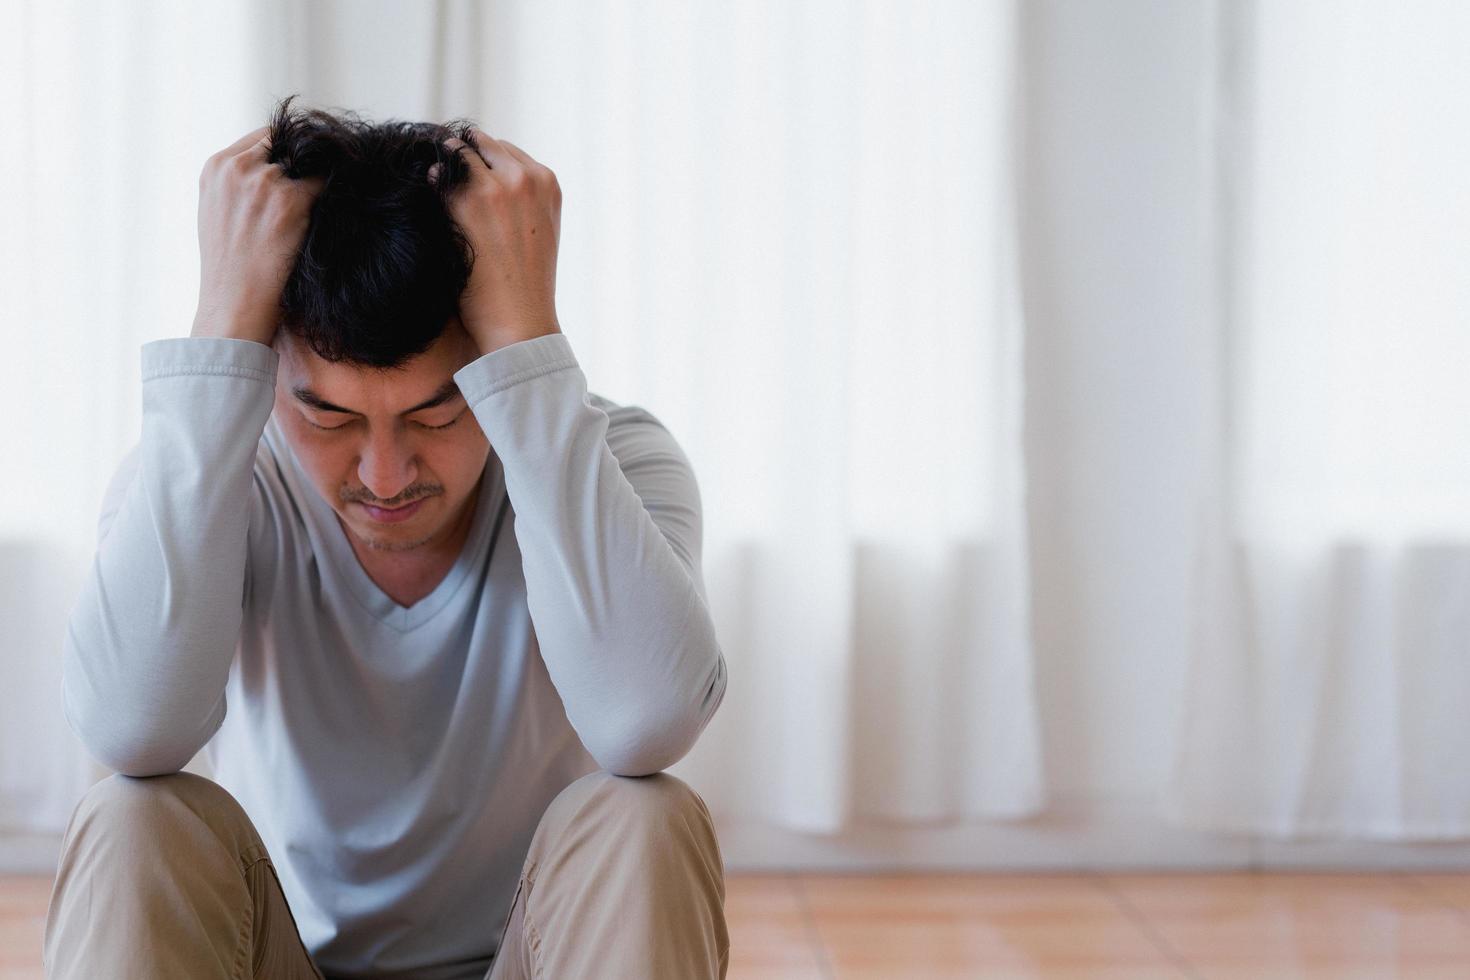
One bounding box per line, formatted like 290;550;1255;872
431;128;563;355
191;125;325;345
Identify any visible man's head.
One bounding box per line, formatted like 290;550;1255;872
263;95;491;554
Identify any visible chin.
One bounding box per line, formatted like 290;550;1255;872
357;527;437;552
341;506;435;549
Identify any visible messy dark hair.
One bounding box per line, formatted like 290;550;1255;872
264;94;482;368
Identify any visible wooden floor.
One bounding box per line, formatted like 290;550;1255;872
4;872;1470;977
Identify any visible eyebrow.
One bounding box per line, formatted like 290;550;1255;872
291;380;463;417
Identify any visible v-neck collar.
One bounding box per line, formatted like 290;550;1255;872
266;414;504;633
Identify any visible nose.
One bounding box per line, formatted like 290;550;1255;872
358;425;418;503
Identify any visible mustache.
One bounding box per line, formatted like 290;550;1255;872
342;486;441;508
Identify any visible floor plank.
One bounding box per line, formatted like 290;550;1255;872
1104;873;1470;979
724;874;828;979
798;873;1184;979
0;875;49;976
6;872;1470;978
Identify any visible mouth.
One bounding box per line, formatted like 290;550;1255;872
358;498;428;523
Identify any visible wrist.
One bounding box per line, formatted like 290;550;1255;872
190;314;277;346
466;317;562;356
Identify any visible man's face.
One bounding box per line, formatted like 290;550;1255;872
271;318;490;555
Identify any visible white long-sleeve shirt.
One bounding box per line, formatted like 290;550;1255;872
61;331;728;979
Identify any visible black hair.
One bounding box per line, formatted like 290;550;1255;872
264;94;482;368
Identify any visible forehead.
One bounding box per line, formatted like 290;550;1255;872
277;329;472;411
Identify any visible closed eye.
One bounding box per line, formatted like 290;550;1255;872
304;413;464;432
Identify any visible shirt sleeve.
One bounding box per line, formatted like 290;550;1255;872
62;337;279;777
452;332;728;776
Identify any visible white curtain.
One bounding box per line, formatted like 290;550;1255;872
1165;0;1470;838
0;0;492;834
489;0;1040;832
0;0;281;836
1;0;1041;844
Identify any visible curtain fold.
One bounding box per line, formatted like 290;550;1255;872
1;0;1042;840
486;0;1041;831
1165;0;1470;839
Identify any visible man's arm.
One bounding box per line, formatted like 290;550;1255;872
453;334;728;776
435;127;726;773
63;338;279;776
64;124;318;777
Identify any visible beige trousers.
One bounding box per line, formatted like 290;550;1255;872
43;768;729;979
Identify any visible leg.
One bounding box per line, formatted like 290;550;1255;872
486;770;729;980
43;771;324;980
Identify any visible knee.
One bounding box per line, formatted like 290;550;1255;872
65;771;257;858
75;770;225;822
562;769;717;841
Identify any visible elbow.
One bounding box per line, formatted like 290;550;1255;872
91;744;195;780
62;676;221;778
593;729;692;778
590;651;728;777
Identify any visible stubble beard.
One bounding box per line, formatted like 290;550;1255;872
359;528;437;552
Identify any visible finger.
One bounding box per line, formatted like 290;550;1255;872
220;124;271;160
495;138;539;170
442;134;504;187
497;139;560;204
466;128;528;180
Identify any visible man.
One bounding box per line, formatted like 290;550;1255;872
43;95;730;979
